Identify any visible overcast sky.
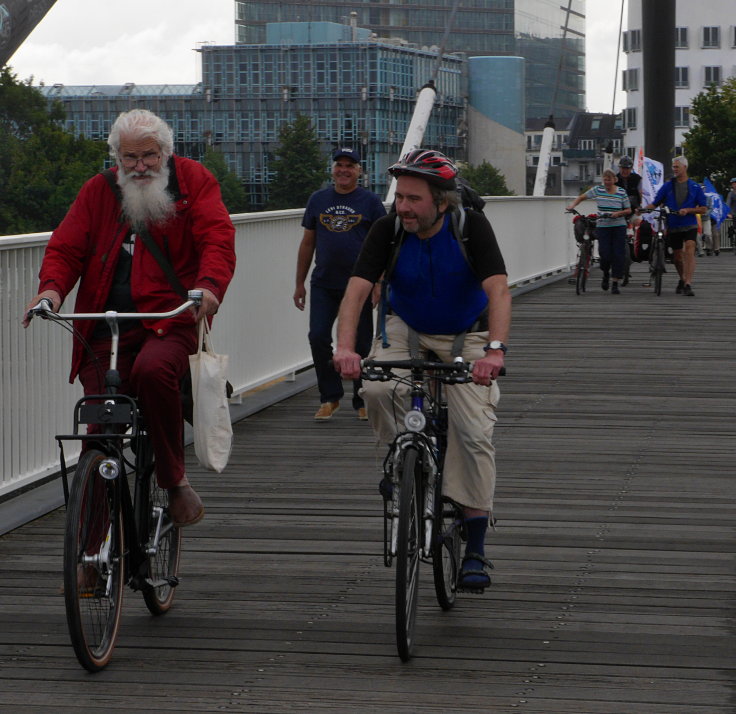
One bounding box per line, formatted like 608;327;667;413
8;0;626;114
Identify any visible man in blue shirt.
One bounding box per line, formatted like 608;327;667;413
333;150;511;592
294;148;386;420
642;156;706;296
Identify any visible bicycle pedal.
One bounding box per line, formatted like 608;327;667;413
165;576;180;588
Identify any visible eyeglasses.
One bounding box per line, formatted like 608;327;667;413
119;152;161;168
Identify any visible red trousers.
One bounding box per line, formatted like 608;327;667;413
78;324;198;488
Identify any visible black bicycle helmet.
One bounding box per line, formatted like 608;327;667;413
618;155;633;168
388;149;458;190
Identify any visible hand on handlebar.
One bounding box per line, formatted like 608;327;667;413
22;290;61;328
471;353;504;386
193;287;219;321
333;347;362;380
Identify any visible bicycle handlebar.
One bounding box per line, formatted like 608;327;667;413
362;357;505;384
26;289;204;324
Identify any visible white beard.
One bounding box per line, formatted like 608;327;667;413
117;163;176;229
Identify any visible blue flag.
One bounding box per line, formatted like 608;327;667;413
704;177;726;227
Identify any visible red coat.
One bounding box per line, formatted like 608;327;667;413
38;156;236;381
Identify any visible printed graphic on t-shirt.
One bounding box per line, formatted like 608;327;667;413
319;206;363;232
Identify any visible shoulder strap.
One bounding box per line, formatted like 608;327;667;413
99;168;187;300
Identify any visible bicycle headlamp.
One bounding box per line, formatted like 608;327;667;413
404;410;426;433
99;458;121;480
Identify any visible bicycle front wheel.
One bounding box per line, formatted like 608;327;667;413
432;491;461;611
654;241;665;296
395;447;421;662
576;245;589;295
63;449;125;672
142;462;181;615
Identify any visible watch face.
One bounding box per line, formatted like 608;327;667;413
490;340;502;350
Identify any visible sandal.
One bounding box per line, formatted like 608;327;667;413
458;552;494;593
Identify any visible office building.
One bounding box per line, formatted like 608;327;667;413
622;0;736;157
39;22;466;208
234;0;586;121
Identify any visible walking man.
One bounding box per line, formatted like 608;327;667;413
294;148;386;420
642;156;706;297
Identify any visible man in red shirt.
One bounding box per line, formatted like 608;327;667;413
24;109;236;526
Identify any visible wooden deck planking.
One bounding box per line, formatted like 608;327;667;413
0;257;734;712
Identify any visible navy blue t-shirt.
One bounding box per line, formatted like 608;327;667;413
301;186;386;289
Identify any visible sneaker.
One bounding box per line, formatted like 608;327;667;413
611;282;620;294
314;401;340;420
676;279;684;294
357;406;368;420
601;275;610;291
683;284;695;296
715;250;720;256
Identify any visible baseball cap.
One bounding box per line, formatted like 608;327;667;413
333;147;360;163
730;177;736;183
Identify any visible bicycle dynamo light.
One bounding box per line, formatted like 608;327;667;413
404;409;426;433
99;458;121;480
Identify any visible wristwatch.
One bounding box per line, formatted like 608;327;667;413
483;340;507;354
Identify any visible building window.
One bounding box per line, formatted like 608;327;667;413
622;68;639;92
623;107;637;130
704;66;722;86
579;139;594;150
675;67;689;89
675;27;688;49
732;26;736;48
629;29;641;52
675;106;690;128
702;26;720;48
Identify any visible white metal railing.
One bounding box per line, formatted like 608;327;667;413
0;196;575;500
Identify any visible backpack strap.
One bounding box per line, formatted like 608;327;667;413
99;168;187;300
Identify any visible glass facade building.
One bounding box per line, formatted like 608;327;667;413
38;35;465;208
235;0;585;120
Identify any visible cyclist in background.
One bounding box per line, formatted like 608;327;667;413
333;150;511;593
567;169;631;295
22;109;237;526
641;156;706;297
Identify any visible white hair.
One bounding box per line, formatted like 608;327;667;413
107;109;174;162
673;156;688;168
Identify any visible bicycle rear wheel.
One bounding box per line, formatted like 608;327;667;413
395;447;421;662
63;449;125;672
142;462;181;615
432;491;461;611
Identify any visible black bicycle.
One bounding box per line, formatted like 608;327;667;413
567;209;598;295
362;355;485;661
27;290;202;672
641;207;671;296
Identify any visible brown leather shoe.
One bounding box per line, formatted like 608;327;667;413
314;401;340;420
167;482;205;527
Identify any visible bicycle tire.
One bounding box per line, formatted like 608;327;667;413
395;447;421;662
654;241;664;296
142;461;181;615
432;490;461;611
576;245;589;295
63;449;125;672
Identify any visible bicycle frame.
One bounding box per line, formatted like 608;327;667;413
28;292;201;586
363;358;469;564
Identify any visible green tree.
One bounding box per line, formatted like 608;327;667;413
203;147;250;214
266;115;326;209
458;160;514;196
0;66;107;234
682;77;736;194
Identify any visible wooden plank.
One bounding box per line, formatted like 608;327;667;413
0;256;734;711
